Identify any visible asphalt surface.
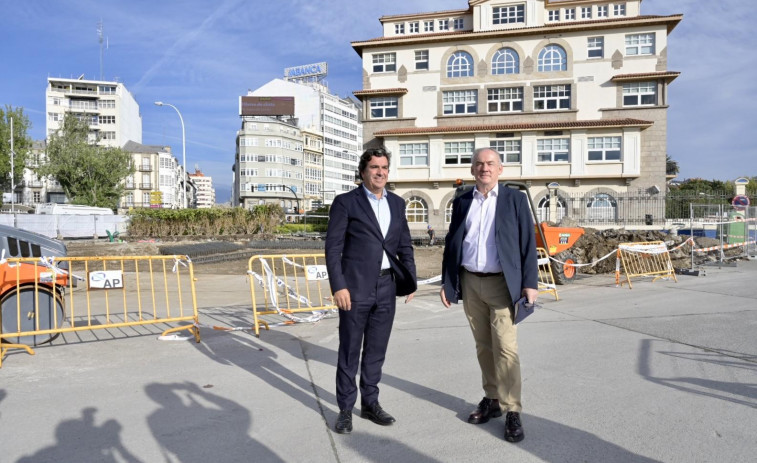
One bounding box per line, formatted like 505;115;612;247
1;260;756;462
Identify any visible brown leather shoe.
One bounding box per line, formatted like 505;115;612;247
468;397;502;424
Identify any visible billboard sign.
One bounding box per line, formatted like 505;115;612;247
284;62;327;81
239;96;295;116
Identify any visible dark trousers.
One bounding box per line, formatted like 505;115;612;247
336;274;396;410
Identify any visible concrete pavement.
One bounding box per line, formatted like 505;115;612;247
1;260;756;462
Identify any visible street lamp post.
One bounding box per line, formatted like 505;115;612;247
154;101;187;208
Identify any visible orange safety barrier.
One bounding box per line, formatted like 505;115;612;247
615;241;677;289
537;247;559;301
0;255;199;367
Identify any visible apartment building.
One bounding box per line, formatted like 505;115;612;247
45;77;142;147
302;128;325;209
250;78;362;205
188;169;216;208
121;141;184;211
351;0;682;229
234;116;305;213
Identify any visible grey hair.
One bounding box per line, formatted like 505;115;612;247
472;147;502;165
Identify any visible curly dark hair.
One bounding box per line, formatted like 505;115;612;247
358;148;391;180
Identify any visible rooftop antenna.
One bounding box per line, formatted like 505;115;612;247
97;20;107;80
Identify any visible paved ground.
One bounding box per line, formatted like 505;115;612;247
1;260;755;462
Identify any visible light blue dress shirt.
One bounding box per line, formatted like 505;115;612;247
363;185;391;270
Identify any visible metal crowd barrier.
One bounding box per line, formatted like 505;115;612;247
247;254;337;337
615;241;678;289
0;255;199;367
537;247;559;300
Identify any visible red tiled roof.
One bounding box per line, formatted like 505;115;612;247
352;15;683;54
374;119;654;137
612;71;681;82
353;88;409;99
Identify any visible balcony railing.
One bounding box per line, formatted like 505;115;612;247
140;183;152;189
138;165;153;172
124;183;136;190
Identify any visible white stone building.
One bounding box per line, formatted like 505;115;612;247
351;0;682;230
121;141;184;211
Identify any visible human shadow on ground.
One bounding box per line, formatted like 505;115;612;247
15;407;142;463
638;338;757;408
146;381;284;462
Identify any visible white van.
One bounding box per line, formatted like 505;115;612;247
35;203;114;215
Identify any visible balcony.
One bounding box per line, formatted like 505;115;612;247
140;183;152;189
124;183;136;190
23;180;44;188
138;165;153;172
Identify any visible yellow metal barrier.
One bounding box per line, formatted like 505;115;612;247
537;247;559;300
615;241;678;289
0;255;199;367
247;254;337;337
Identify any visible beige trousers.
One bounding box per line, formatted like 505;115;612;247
460;269;522;413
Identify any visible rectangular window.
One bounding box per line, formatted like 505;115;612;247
493;4;525;24
370;97;398;118
444;142;474;165
453;18;464;29
614;3;626;16
597;5;608;17
537;138;570;162
565;8;576;20
424;20;434;32
409;21;419;33
101;131;116;140
487;87;523;113
588;136;622;161
98;99;115;109
581;6;592;19
99;115;115;124
548;10;559;22
399;143;429;166
415;50;429;70
626;33;655;55
490;139;522;163
395;23;405;34
438;19;449;30
443;90;477;115
588;37;604;59
534;85;571;110
372;53;396;72
623;82;657;106
33;191;41;203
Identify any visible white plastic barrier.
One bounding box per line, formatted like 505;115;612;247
0;214;129;238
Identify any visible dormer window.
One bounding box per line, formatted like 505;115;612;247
614;3;626;16
548;10;560;22
453;18;464;29
395;23;405;34
493;4;525;25
409;21;419;33
597;5;609;18
438;19;449;31
424;20;434;32
565;8;576;20
581;6;592;19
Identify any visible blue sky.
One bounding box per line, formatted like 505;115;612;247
1;0;754;203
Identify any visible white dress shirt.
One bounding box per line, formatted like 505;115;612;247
461;187;501;273
364;186;391;270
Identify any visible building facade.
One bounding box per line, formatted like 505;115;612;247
188;169;216;208
250;78;362;205
352;0;682;230
302;128;325;209
121;141;184;211
233;116;304;213
45;77;142;147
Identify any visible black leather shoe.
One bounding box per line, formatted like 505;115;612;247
361;402;396;426
335;409;352;434
468;397;502;424
504;411;525;443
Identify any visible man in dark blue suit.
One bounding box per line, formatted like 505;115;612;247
440;147;538;443
326;147;416;435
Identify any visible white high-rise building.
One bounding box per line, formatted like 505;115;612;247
189;169;216;208
45;77;142;147
250;78;362;204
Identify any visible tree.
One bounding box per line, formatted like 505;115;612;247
37;113;134;210
665;154;679;176
0;105;32;195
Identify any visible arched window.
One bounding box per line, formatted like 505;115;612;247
447;51;474;77
491;48;519;74
537;195;566;223
445;200;454;224
406;196;429;223
537;44;567;72
586;193;617;222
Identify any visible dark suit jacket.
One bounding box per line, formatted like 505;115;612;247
442;184;538;305
325;187;416;301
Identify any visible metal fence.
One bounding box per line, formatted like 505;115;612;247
538;190;757;227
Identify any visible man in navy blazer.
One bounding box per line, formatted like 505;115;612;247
440;147;538;443
326;147;416;435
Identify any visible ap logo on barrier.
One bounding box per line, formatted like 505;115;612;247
88;270;124;289
305;265;329;281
